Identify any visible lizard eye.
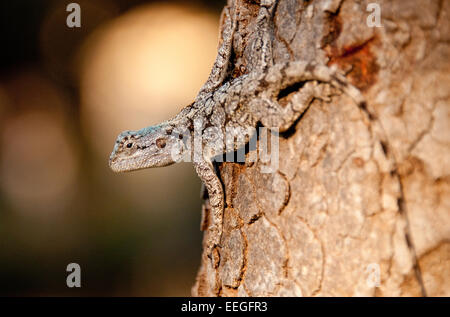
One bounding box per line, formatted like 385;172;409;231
126;143;133;148
156;138;166;149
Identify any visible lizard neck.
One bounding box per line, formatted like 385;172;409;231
169;99;209;133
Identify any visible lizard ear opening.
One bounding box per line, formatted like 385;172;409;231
156;138;167;149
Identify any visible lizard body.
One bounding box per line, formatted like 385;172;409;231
109;0;365;259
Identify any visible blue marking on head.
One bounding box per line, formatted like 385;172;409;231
136;125;161;136
111;125;162;158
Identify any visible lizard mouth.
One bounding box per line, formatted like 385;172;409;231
109;157;140;173
108;157;122;173
109;152;165;172
108;154;135;173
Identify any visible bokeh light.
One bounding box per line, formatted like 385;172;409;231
79;3;219;156
0;0;224;296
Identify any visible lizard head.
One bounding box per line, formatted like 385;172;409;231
109;124;186;173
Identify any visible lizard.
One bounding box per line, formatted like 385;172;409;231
108;0;366;262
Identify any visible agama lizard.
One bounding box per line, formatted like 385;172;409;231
109;0;366;260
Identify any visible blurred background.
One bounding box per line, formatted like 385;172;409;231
0;0;225;296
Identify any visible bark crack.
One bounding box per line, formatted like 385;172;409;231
397;179;428;296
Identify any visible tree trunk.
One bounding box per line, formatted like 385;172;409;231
192;0;450;297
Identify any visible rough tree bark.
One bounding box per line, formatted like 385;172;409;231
192;0;450;296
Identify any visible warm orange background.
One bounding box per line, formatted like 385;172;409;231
0;0;225;296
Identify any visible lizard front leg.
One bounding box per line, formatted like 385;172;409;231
253;81;318;132
252;61;366;131
193;159;224;264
